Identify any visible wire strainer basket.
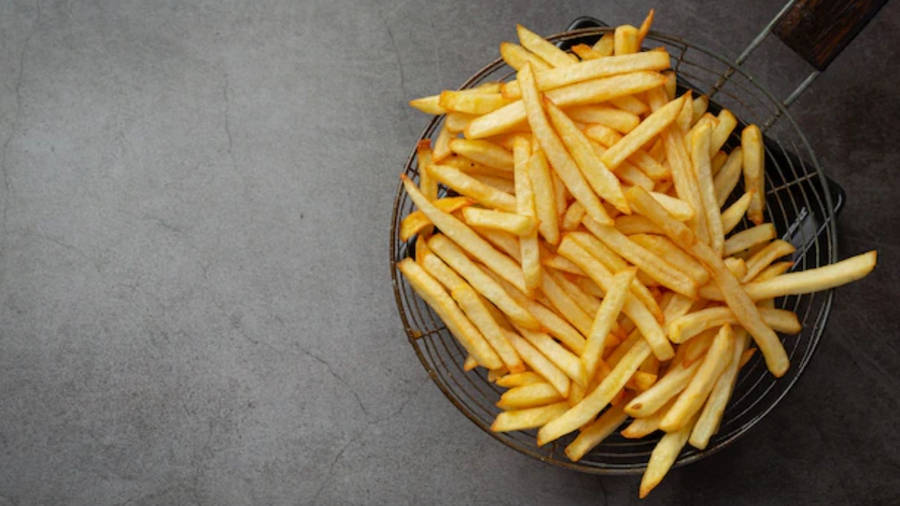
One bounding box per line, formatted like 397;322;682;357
389;3;883;474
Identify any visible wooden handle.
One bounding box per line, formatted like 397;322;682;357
773;0;888;70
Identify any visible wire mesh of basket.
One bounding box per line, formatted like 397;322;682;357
389;25;840;474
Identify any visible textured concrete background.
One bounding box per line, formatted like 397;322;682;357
0;0;897;504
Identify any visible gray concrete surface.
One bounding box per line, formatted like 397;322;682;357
0;0;897;504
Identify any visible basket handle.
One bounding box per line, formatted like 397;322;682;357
773;0;888;71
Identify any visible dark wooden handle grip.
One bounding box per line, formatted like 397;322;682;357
773;0;889;70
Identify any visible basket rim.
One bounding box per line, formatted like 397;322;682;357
389;26;836;475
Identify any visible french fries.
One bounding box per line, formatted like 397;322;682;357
398;16;878;499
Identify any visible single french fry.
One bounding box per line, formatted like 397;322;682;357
687;112;717;144
602;95;685;169
465;71;667;139
668;305;800;343
428;164;517;212
710;109;737;156
724;257;747;279
571;43;604;60
491;401;570;432
451;283;525;372
545;100;629;213
505;330;571;397
500;41;552;71
398;259;503;369
441;155;509;177
675;90;693;130
691;95;708;125
518;64;612;225
517;24;578;67
723;223;776;256
625;185;789;376
415;139;438;203
621;397;675;438
615;214;664;235
552;171;569;217
584;220;698;297
433;122;454;162
711;150;728;175
541;270;594;336
689;329;749;449
625;354;702;417
475;227;521;261
542;253;583;275
440;91;510;114
471;173;516;194
742;239;796;283
564;401;630;461
409;95;445;115
521;149;559;246
629;234;710;286
562;201;586;231
661;118;708;243
639;412;698;498
714;147;744;206
660;324;734;431
462;207;537;236
593;33;614;56
548;268;601;315
583;269;635;380
721;192;753;234
637;8;655;46
449;138;514;171
614;25;640;55
497;381;564;409
516;326;588;387
400;197;474;242
511;137;542;293
537;339;651;445
566;105;640;133
691;123;725;255
558;236;672;360
648;191;694;221
610;95;649;116
445;111;477;133
662;70;677;100
742;124;766;224
753;260;793;282
463;355;478;371
496;371;545;388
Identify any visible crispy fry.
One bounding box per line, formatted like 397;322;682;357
433;122;454;162
518;64;612;225
416;139;438;203
398;259;503;368
723;223;776;256
565;401;630;461
721;191;753;234
491;401;570;432
548;268;601;315
610;94;649;115
409;95;445;115
593;33;615;56
562;201;586;231
566;105;640;133
742;124;766;224
602;95;685;169
440;91;510;114
625;354;702;417
709;109;737;156
462;207;537;236
541;269;594;336
639;412;698;498
621;397;675;438
691;95;708;125
428;163;517;212
542;252;583;275
500;41;552;71
512;136;542;293
691;123;725;255
629;234;710;286
517;24;578;67
689;329;748;449
505;330;571;396
724;257;747;279
614;25;640;55
637;9;655;46
545;100;629;213
516;325;588;387
497;381;563;409
742;239;796;283
714;147;743;206
400;197;473;242
648;191;694;221
753;260;793;282
466;71;667;139
471;173;516;194
660;112;708;242
449;138;514;171
583;269;634;380
667;305;800;343
615;214;664;235
496;371;544;388
445;111;477;133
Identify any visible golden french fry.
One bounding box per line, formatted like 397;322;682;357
552;171;569;217
610;94;649;115
470;173;516;194
465;71;667;139
441;155;509;177
522;148;559;245
742;124;766;224
428;234;538;330
428;163;517;212
497;381;563;409
625;185;789;376
440;91;510;114
564;401;630;461
584;220;698;297
711;150;728;175
463;355;478;371
621;397;675;438
668;305;800;343
648;191;694;221
691;123;725;255
537;339;651;445
513;137;542;292
659;110;708;242
516;325;588;387
614;25;640;55
689;329;748;449
505;330;571;397
409;95;445;115
398;259;503;369
625;354;702;417
491;401;570;432
660;324;734;431
496;371;545;388
691;95;708;125
602;95;685;169
742;239;795;283
445;112;477;133
557;236;673;360
541;269;594;336
518;64;612;225
639;412;698;498
675;90;693;130
450;282;525;372
593;33;614;56
714;147;743;207
583;269;635;380
548;268;600;315
571;43;604;60
629;234;710;286
433;122;454;162
709;109;737;156
562;201;586;231
462;207;537;236
400;197;473;242
724;256;747;279
753;260;793;282
544;100;629;213
542;252;583;275
502;51;671;99
416;139;438;202
721;191;753;234
723;223;776;256
565;105;640;133
500;41;552;71
687;112;717;143
449;138;514;171
615;214;664;235
475;227;521;261
637;9;655;46
662;70;677;100
517;24;579;67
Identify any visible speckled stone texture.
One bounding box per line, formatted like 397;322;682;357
0;1;897;504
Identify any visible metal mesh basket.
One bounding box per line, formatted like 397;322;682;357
389;23;840;474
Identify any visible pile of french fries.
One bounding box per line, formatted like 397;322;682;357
398;10;877;498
